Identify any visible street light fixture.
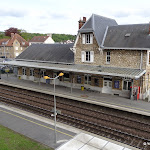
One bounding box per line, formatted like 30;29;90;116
44;72;64;143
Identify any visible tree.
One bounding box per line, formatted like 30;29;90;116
5;27;20;37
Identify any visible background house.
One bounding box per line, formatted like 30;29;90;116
29;34;55;45
0;33;29;59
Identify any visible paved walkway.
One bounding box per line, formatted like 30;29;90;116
56;133;133;150
0;104;76;149
0;73;150;116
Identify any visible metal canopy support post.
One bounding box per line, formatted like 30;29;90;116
54;78;57;143
148;74;150;102
70;74;73;94
130;79;134;100
38;69;41;86
0;68;1;79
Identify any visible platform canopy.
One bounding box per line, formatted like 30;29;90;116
1;60;146;79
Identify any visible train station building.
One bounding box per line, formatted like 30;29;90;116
2;14;150;100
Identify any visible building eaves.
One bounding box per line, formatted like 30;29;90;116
103;47;150;50
2;60;145;79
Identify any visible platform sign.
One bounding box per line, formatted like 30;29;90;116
114;81;119;89
51;108;61;114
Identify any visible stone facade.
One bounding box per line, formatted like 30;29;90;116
75;33;101;66
75;33;147;70
0;40;27;58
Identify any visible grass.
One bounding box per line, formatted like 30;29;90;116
0;124;53;150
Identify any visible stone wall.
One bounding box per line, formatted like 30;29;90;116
18;67;22;75
75;33;147;69
75;33;101;66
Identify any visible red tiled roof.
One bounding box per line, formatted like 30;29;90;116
6;33;29;47
29;36;49;42
0;39;9;46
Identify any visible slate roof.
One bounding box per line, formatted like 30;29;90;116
78;14;118;47
2;60;145;79
30;36;49;42
16;43;74;64
104;23;150;49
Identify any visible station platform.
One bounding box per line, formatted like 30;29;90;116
0;103;136;150
0;74;150;116
56;133;133;150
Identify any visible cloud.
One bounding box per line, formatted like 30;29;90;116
0;9;27;18
135;9;150;17
113;11;130;18
50;13;69;20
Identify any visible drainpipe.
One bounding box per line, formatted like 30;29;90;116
140;50;143;70
140;50;143;99
130;79;134;100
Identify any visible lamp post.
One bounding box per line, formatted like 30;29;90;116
2;43;6;59
44;72;64;143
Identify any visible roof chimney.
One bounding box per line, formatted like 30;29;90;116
11;33;14;38
47;33;52;37
149;22;150;35
78;17;86;29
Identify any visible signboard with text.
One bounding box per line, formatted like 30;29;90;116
114;81;119;89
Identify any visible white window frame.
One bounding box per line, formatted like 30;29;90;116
82;33;93;44
81;51;94;63
123;80;131;90
41;70;46;78
85;51;91;62
106;51;110;64
86;34;90;44
22;68;26;75
15;47;18;50
84;74;91;85
30;69;34;76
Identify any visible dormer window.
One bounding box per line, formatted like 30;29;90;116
86;34;90;43
82;33;93;44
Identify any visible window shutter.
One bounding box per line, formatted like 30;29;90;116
81;51;85;62
82;34;85;44
90;34;93;44
149;52;150;64
90;51;94;62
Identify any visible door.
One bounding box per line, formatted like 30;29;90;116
84;74;91;85
102;80;112;94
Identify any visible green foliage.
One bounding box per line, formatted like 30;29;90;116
0;32;10;39
0;30;76;42
52;34;76;42
0;125;53;150
20;32;47;41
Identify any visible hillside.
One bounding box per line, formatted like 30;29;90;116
0;31;76;43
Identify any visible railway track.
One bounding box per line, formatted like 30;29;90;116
0;84;150;150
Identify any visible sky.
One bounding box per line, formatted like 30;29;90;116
0;0;150;35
